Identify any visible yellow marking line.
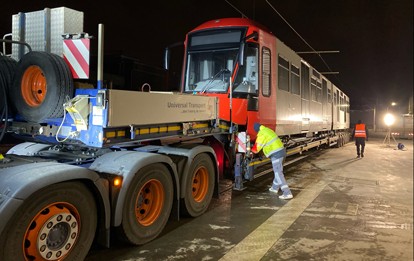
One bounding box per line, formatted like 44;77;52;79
219;179;328;261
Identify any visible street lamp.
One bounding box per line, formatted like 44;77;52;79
383;112;397;146
387;102;397;112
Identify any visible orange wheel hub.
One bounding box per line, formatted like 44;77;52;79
24;203;80;260
135;179;165;226
21;65;47;107
192;166;209;202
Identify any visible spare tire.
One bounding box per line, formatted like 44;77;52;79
0;56;17;116
11;51;74;123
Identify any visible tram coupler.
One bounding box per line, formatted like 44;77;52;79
233;153;246;191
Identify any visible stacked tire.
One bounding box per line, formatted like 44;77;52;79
10;51;74;123
0;55;17;141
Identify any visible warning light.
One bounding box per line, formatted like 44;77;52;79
113;178;122;187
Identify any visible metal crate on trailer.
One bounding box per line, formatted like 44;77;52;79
11;7;83;60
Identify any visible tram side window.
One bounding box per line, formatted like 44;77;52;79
290;64;300;95
278;55;289;91
346;98;350;113
316;81;322;103
311;78;317;101
322;79;328;104
345;98;349;122
327;88;332;103
262;47;271;97
311;69;322;103
301;63;310;100
336;90;340;119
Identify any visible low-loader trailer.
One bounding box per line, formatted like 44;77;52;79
0;7;349;260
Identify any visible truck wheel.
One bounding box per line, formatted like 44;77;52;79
118;163;173;245
0;182;97;261
182;153;215;217
11;51;74;123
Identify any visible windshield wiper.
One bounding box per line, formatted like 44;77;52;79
200;68;230;93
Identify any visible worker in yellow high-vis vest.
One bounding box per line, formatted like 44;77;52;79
251;123;293;200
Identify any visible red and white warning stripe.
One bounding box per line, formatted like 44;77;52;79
236;132;247;153
63;38;90;79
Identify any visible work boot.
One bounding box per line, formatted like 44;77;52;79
361;153;364;158
356;155;360;158
269;187;279;194
279;194;293;200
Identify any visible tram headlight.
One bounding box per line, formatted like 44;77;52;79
384;113;395;127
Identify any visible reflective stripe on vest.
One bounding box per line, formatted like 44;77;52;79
256;126;284;156
354;124;366;138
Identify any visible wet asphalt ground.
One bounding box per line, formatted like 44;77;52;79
85;136;413;261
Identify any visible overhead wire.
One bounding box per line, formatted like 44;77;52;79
225;0;249;18
265;0;337;76
225;0;343;86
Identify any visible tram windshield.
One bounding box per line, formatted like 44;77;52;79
184;29;258;96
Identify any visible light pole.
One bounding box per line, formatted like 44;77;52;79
362;105;377;132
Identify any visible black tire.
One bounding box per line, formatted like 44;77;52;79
0;182;97;261
118;163;174;245
0;56;17;115
11;51;74;123
182;153;215;217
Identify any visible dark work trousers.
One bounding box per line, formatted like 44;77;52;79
355;137;366;156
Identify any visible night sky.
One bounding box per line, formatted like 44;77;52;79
1;0;412;112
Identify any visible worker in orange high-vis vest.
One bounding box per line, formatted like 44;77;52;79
352;119;369;158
